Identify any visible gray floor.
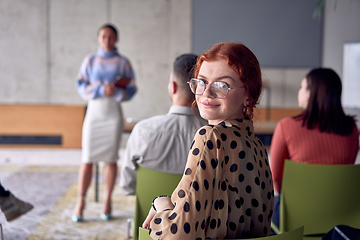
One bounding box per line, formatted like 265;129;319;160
0;148;131;240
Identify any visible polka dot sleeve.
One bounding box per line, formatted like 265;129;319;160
149;125;225;239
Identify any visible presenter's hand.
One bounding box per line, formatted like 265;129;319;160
104;84;115;96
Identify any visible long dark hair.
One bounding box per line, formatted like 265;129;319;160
294;68;356;135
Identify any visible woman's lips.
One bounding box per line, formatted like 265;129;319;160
201;101;219;108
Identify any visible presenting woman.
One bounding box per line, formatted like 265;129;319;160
72;24;137;222
270;68;358;226
143;42;274;239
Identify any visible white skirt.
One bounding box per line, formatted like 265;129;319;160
81;97;123;163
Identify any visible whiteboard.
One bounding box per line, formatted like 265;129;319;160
192;0;322;67
343;42;360;108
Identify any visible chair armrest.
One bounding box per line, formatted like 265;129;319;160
139;227;152;240
271;220;281;235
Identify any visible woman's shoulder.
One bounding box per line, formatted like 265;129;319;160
272;117;303;136
194;124;229;141
196;123;233;132
196;124;216;136
278;117;302;128
116;54;132;64
195;122;247;140
82;53;97;62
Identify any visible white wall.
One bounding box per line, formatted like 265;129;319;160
0;0;191;120
259;68;311;108
113;0;192;118
0;1;48;103
322;0;360;78
260;0;360;109
50;0;108;104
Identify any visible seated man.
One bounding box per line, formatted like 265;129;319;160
119;54;207;195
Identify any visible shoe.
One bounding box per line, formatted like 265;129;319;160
100;213;111;221
72;194;85;223
71;214;83;222
0;193;33;222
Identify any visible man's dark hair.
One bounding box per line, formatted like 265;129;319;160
173;54;198;103
173;54;198;84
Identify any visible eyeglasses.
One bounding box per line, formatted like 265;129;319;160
187;78;245;99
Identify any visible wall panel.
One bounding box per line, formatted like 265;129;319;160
0;0;47;103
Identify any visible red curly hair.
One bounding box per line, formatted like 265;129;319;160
193;42;262;120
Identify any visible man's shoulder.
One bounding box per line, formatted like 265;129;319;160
132;114;171;131
133;112;201;132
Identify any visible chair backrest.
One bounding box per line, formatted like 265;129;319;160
134;167;182;240
138;227;152;240
138;226;304;240
280;160;360;235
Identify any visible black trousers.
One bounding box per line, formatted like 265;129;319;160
0;182;10;197
272;195;280;227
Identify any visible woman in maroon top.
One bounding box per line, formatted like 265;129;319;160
270;68;359;226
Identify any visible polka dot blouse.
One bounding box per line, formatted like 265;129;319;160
149;119;274;239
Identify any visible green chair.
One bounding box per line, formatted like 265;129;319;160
131;167;182;240
138;226;304;240
272;160;360;238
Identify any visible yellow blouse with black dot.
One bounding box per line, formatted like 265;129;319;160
149;119;274;239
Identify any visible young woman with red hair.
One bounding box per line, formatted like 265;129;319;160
143;42;274;239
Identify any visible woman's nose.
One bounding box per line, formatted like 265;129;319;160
202;84;214;98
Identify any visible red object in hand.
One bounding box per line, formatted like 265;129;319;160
114;76;131;88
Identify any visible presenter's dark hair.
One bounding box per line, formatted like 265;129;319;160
98;24;118;38
295;68;356;135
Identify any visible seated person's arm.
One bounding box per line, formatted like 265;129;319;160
270;121;289;194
